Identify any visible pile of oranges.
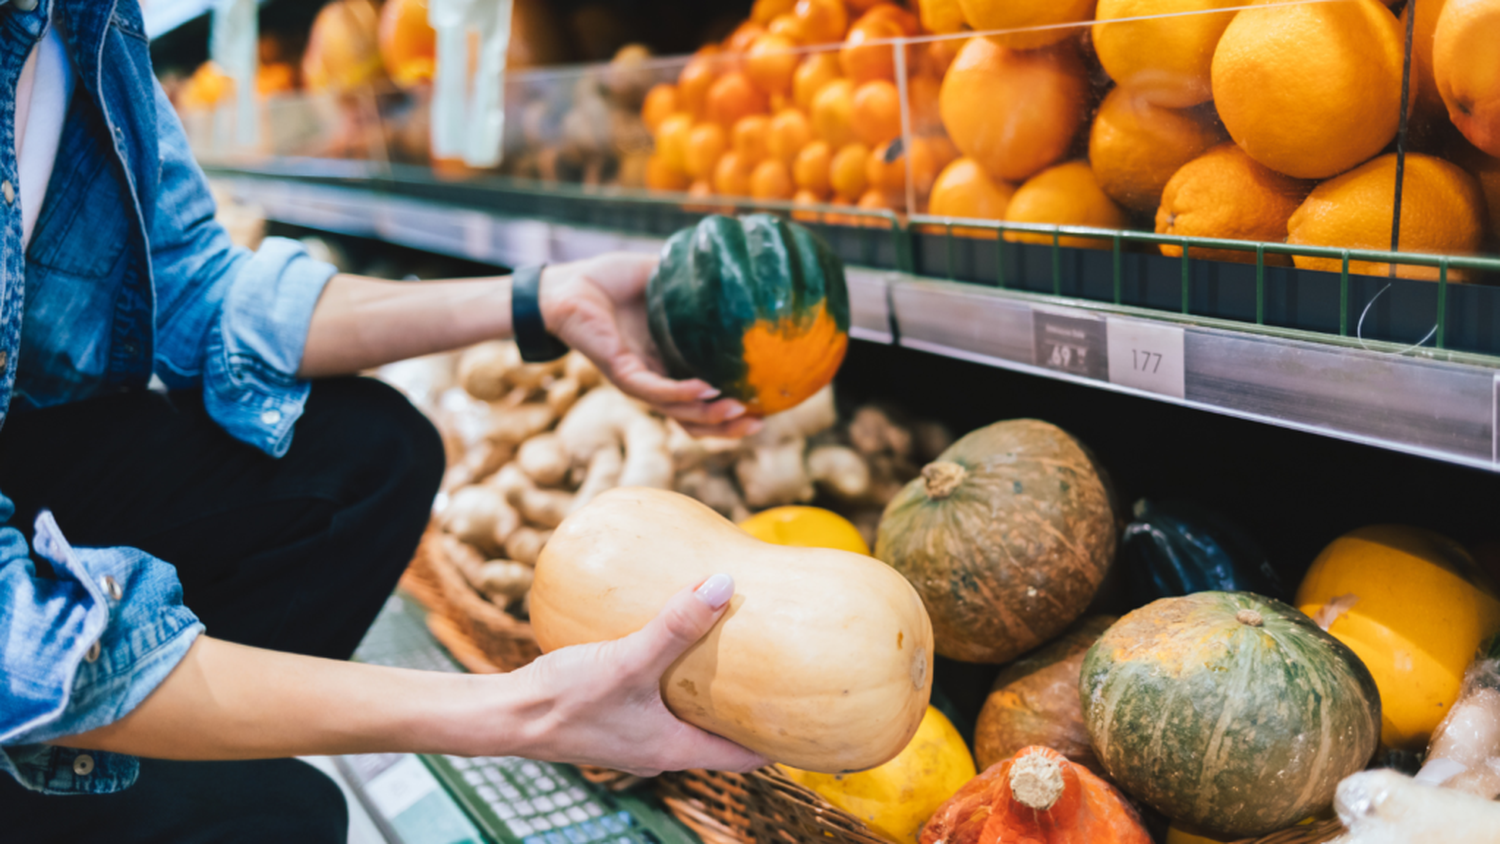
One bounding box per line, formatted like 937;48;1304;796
637;0;1500;280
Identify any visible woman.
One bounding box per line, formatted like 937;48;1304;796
0;1;763;840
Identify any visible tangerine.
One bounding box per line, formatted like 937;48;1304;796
794;140;835;195
1005;161;1130;250
714;151;756;195
852;80;903;147
678;55;718;117
958;0;1095;50
794;52;844;111
929;156;1017;221
769;109;815;164
747;33;801;95
907;74;943;135
734;114;774;164
1434;0;1500;156
655;112;695;173
1449;136;1500;241
646;152;692;191
706;71;771;128
1092;0;1241;108
841;17;905;84
726;22;769;54
377;0;436;89
641;83;679;133
1211;0;1406;179
918;0;967;34
1088;87;1226;214
685;123;729;179
812;78;859;149
795;0;851;44
831;142;873;200
939;38;1088;183
769;13;809;43
1155;143;1311;265
867;137;940;199
751;159;797;199
1286;153;1486;281
753;0;798;25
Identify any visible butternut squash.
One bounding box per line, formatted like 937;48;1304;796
530;488;934;773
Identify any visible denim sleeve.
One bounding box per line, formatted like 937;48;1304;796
146;78;336;457
0;494;202;795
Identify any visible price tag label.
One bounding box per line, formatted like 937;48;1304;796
1106;318;1186;399
1033;309;1107;380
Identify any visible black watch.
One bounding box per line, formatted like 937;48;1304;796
511;264;570;363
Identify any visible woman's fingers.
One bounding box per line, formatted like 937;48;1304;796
679;417;764;439
623;577;735;679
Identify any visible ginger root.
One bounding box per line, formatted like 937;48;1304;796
517;433;570;487
457;341;520;401
676;467;751;522
808;444;873;502
620;414;672;489
504;526;552;566
736;437;814;508
485;402;556;446
545;377;582;417
564;351;603;391
748;385;838;446
473;560;534;603
571;444;624;514
440;485;516;555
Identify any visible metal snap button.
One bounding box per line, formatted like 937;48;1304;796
85;641;101;663
2;181;13;204
72;754;94;776
260;409;282;425
100;575;123;601
13;0;37;11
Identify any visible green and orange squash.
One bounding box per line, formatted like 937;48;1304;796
1080;592;1382;839
874;419;1118;663
647;214;850;416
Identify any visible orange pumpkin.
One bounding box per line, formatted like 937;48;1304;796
921;746;1152;844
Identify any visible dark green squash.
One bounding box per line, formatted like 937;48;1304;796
646;214;850;415
1118;499;1287;608
1079;591;1381;839
874;419;1118;664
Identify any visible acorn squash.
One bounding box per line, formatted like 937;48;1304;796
781;706;976;844
647;214;850;416
1296;525;1500;750
1119;499;1286;607
874;419;1117;663
530;488;933;773
974;615;1116;774
739;505;870;555
1080;592;1381;839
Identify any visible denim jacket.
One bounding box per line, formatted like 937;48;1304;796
0;0;336;794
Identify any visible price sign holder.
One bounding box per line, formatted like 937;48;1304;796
1032;309;1108;380
1107;318;1187;399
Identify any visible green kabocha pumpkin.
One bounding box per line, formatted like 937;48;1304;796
875;419;1117;663
1080;592;1381;840
646;214;850;415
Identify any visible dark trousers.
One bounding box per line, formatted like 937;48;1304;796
0;377;445;842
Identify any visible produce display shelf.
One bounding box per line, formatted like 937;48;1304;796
210;166;1500;474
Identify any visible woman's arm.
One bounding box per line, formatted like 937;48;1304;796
297;253;759;437
53;577;764;777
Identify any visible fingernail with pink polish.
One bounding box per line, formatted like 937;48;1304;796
698;386;721;400
740;418;764;436
694;573;734;609
721;401;747;420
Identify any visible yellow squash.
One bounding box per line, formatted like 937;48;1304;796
1296;525;1500;749
782;706;976;844
531;488;934;773
738;506;870;555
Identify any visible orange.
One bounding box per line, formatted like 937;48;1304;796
641;83;679;133
646;153;692;191
1155;143;1311;265
1402;0;1452;124
929;157;1017;221
927;134;960;172
1088;87;1226;214
812;78;858;149
377;0;435;89
907;74;943;135
840;17;905;84
794;187;827;205
1211;0;1406;180
706;72;771;128
302;0;384;94
769;13;810;44
1449;136;1500;241
1005;161;1130;250
678;55;719;118
688;178;715;199
795;0;851;44
655;113;695;173
918;0;967;34
734;114;774;164
857;3;921;35
1092;0;1240;109
256;62;296;96
851;80;903;147
939;38;1088;183
793;52;843;111
1434;0;1500;156
768;109;815;163
753;0;798;25
857;188;892;211
957;0;1095;50
868;138;940;199
922;36;966;78
1286;153;1486;282
751;159;797;199
794;140;835;194
726;22;769;54
685;123;729;179
747;33;801;95
831;142;873;200
714;151;756;196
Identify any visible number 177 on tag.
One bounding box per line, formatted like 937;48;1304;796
1106;319;1186;399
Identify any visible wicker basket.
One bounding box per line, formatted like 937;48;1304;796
656;767;1347;844
418;529;543;672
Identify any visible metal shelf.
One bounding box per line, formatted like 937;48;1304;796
213;173;1500;473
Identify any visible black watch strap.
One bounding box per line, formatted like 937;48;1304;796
511;264;570;363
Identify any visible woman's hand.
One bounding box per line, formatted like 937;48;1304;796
503;574;768;777
540;253;763;439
